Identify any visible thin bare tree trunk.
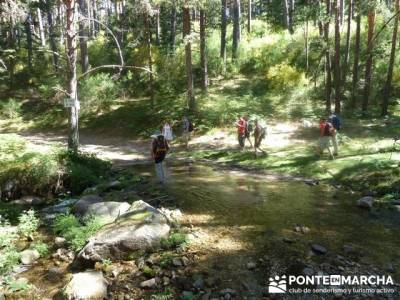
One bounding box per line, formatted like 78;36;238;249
25;14;33;72
144;11;154;107
288;0;294;33
78;0;89;73
183;2;195;111
46;0;59;71
350;10;361;109
37;8;46;47
200;9;208;90
170;0;177;52
220;0;227;74
283;0;289;29
232;0;241;59
247;0;252;34
362;8;376;113
333;0;341;113
324;0;332;113
342;0;352;85
381;0;400;116
65;0;79;151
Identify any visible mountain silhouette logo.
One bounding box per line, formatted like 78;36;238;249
268;275;287;293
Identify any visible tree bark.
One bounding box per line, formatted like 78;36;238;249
144;11;155;107
46;0;59;72
288;0;294;34
232;0;241;59
333;0;341;113
362;8;376;113
200;9;208;91
381;0;400;116
183;2;195;111
170;0;177;52
25;14;33;72
155;6;160;45
64;0;79;151
350;7;361;109
283;0;289;29
324;0;332;113
342;0;352;85
247;0;252;34
78;0;89;73
220;0;227;60
37;8;46;47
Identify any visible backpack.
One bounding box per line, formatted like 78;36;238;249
188;121;194;132
260;126;266;139
329;115;341;130
246;121;253;135
154;135;167;157
324;122;334;136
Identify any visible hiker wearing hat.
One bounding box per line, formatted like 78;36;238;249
151;132;170;183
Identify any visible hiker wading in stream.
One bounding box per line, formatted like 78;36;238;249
151;133;169;183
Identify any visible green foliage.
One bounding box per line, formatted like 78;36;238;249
0;98;22;119
150;288;174;300
266;62;306;91
17;209;39;238
30;242;50;257
79;73;120;114
0;245;21;275
3;277;32;293
142;265;156;278
53;214;108;251
0;134;26;159
161;232;188;249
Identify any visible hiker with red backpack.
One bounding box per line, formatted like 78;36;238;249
236;115;247;150
318;117;335;159
151;133;170;183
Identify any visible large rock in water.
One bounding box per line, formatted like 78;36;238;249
78;200;170;262
72;195;103;216
82;201;130;222
64;270;108;300
357;196;374;210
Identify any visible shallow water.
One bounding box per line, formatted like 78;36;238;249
140;162;400;272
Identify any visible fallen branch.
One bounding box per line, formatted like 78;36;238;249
79;65;153;79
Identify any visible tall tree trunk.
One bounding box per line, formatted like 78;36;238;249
25;14;33;72
350;8;361;109
37;8;46;47
92;0;98;36
46;0;59;72
342;0;352;84
144;11;155;107
288;0;294;33
381;0;400;116
220;0;227;67
200;9;208;91
340;0;344;25
78;0;89;73
333;0;341;113
155;6;160;45
247;0;252;34
170;0;177;52
283;0;289;29
183;2;195;111
58;0;65;47
232;0;241;59
362;8;376;113
324;0;332;113
64;0;79;151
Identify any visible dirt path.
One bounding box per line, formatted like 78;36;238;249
15;121;311;166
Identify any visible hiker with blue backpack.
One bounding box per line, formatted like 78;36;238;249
329;113;341;156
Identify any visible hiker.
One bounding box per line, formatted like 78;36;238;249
151;133;169;183
162;120;173;143
244;116;253;148
329;113;341;156
182;116;193;150
254;119;266;156
235;115;246;150
318;117;335;159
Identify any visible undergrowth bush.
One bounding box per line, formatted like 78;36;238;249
0;134;110;200
18;209;40;238
53;214;108;251
0;98;22;119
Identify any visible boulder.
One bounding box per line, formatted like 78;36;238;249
357;196;374;210
64;270;108;300
72;195;103;216
20;249;40;265
41;199;78;217
84;201;130;222
55;237;67;248
78;200;170;262
46;267;64;283
311;244;327;255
